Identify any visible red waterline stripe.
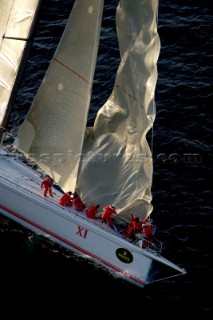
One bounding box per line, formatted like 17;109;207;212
0;203;145;286
54;58;90;84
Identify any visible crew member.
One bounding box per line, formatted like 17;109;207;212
41;176;53;197
59;191;74;206
86;204;100;219
130;212;143;233
123;212;143;240
101;205;117;227
142;221;153;248
73;193;86;211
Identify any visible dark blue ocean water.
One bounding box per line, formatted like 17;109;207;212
1;0;212;317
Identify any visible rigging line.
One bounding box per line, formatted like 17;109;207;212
149;98;155;188
34;36;57;41
147;271;185;285
151;120;154;161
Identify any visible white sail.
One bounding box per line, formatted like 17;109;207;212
16;0;104;191
77;0;160;221
0;0;41;137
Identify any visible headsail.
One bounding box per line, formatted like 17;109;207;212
16;0;104;191
77;0;160;221
0;0;42;140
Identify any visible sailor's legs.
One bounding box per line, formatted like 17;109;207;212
101;218;112;227
43;187;53;197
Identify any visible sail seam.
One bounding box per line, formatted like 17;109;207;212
116;84;144;109
54;58;90;84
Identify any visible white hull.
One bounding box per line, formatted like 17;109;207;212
0;151;185;288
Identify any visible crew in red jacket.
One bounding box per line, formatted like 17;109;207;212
73;194;86;211
130;212;143;233
41;176;53;197
142;221;153;248
86;204;100;219
101;205;117;227
123;212;143;240
59;191;74;206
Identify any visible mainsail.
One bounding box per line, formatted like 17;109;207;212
16;0;104;191
0;0;42;140
15;0;160;222
77;0;160;221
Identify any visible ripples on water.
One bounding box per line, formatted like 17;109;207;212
1;0;212;316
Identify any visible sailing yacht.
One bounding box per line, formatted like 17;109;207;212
0;0;186;288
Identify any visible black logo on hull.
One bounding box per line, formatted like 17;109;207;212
116;248;133;264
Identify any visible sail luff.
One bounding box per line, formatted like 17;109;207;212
77;0;160;221
0;0;42;140
16;0;104;193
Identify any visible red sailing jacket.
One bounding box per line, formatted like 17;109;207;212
74;196;86;211
132;220;143;232
86;205;98;219
59;193;73;206
41;177;53;188
102;206;116;219
142;223;153;236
